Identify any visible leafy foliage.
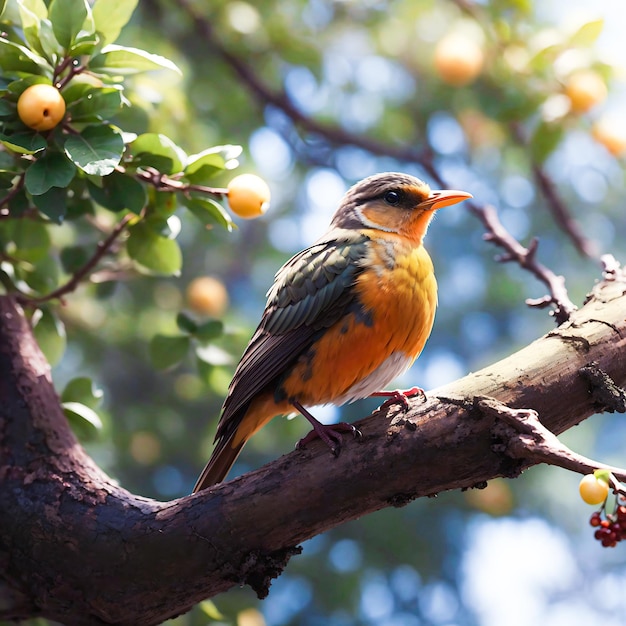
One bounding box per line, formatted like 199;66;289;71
0;0;243;435
2;0;626;625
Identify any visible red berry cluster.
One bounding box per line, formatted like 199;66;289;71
590;505;626;548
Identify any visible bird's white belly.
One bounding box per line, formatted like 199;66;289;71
331;351;414;405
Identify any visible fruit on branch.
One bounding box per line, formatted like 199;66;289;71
579;473;609;505
564;70;607;114
227;173;271;218
434;33;484;87
592;118;626;157
17;84;66;131
186;276;229;317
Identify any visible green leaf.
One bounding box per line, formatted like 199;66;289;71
0;0;8;19
176;311;198;334
8;188;29;216
0;100;15;117
49;0;88;50
0;171;15;188
0;37;51;74
24;151;76;195
149;333;190;370
184;145;242;184
18;0;47;18
32;185;67;222
17;0;48;57
530;121;564;164
69;33;99;57
64;125;124;175
60;244;89;273
90;44;181;75
14;251;59;293
0;129;47;154
182;195;235;232
61;376;103;409
127;221;182;275
569;19;604;48
129;133;185;174
7;73;50;97
193;319;224;343
66;193;94;219
38;18;63;61
87;171;146;213
62;401;103;438
92;0;137;46
65;85;123;121
4;218;50;261
32;307;66;365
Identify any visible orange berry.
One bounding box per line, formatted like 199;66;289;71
579;473;609;505
434;34;484;87
592;118;626;157
186;276;229;317
17;84;66;131
227;173;270;219
565;70;607;114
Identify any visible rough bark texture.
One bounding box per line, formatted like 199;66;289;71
1;274;625;625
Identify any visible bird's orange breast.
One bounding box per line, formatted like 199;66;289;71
281;234;438;406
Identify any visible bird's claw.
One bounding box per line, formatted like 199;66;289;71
372;386;425;412
296;421;362;454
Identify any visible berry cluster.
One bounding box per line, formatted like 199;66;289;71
590;505;626;548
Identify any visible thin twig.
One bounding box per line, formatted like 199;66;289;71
53;55;74;85
479;204;577;323
0;172;26;217
16;214;134;306
531;163;596;258
128;166;228;197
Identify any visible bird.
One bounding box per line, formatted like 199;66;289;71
193;172;472;492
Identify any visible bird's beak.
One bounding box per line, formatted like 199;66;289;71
421;189;473;211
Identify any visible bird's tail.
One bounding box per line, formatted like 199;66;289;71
192;434;244;493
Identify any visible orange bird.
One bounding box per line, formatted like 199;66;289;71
193;172;471;492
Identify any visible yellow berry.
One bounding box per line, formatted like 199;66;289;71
17;84;66;131
434;34;484;87
227;173;271;219
186;276;229;317
579;473;609;505
565;70;607;114
592;118;626;157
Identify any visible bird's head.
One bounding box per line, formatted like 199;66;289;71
330;172;472;244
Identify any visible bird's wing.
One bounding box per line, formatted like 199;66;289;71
215;231;369;440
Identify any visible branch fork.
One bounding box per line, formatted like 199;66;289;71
478;396;626;483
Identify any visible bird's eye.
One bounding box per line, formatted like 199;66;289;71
384;190;401;205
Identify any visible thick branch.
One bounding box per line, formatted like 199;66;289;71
1;273;626;625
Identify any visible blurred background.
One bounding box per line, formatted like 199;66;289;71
20;0;626;624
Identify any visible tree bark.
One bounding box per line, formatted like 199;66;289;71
1;273;625;626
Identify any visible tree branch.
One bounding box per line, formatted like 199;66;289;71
479;203;577;323
130;166;228;197
1;267;626;624
477;396;626;479
530;162;597;258
15;213;133;306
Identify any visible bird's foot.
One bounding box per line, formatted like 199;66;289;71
296;421;361;454
292;401;362;455
371;386;426;412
